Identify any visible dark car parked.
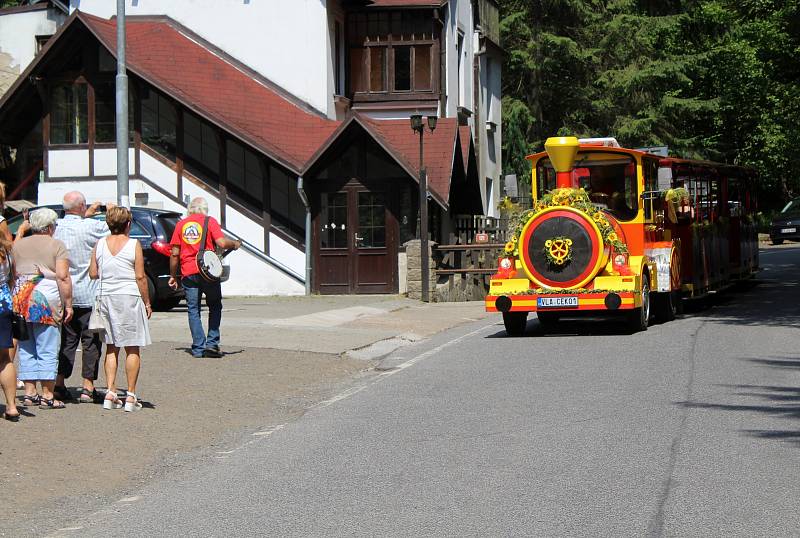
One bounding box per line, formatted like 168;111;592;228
7;206;184;310
770;198;800;245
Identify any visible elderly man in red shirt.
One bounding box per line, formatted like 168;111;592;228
169;197;240;358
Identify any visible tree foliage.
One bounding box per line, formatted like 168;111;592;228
500;0;800;206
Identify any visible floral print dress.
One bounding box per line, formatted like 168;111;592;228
13;274;61;326
0;255;12;317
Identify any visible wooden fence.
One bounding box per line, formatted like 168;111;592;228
452;215;512;245
433;243;506;301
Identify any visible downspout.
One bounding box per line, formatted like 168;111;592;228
297;176;312;295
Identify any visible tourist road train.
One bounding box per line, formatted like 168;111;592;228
486;136;759;335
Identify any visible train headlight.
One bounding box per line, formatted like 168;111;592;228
493;257;516;279
612;251;633;276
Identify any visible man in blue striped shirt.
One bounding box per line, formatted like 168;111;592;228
53;191;111;403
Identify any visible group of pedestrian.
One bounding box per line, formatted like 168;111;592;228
0;189;151;420
0;190;240;421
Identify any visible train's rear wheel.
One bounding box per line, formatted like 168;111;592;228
502;312;528;336
653;291;676;323
627;276;650;333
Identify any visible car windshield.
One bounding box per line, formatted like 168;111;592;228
780;199;800;214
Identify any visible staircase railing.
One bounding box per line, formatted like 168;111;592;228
220;227;304;284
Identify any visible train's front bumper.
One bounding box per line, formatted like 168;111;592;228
485;277;641;313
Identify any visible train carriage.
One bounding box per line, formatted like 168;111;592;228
486;136;758;335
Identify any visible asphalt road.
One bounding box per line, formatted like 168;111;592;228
48;247;800;537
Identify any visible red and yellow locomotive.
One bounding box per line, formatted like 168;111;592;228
486;136;758;335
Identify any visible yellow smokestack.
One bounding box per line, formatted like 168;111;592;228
544;136;580;188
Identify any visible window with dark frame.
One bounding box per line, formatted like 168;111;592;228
358;192;386;248
321;193;348;249
50;83;88;145
183;111;220;186
140;87;177;160
94;81;134;144
226;139;265;211
347;10;437;98
270;164;306;236
35;35;52;54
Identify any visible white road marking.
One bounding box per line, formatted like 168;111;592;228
214;321;494;457
252;424;285;436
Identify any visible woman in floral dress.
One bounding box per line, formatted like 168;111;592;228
12;208;73;409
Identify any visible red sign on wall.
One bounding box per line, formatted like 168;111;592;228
474;232;489;244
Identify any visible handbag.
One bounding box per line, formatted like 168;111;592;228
2;248;28;341
11;313;29;341
196;216;232;283
88;240;106;334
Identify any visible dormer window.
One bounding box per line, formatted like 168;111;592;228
347;10;439;101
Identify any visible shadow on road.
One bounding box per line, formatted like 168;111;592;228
485;316;634;339
678;373;800;446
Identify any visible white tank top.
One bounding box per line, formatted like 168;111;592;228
97;237;141;296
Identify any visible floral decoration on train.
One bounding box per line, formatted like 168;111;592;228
506;187;629;256
543;236;573;267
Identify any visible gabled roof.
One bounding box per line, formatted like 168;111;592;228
0;11;480;213
304;113;465;209
76;12;338;173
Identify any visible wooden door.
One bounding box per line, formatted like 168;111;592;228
317;192;350;294
353;189;393;293
315;185;397;294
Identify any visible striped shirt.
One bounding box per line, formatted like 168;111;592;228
54;214;109;307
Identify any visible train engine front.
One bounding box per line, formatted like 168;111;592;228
487;136;662;335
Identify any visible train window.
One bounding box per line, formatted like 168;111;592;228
536;153;638;221
581;153;638;221
534;160;557;198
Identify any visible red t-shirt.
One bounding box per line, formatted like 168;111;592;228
170;214;224;277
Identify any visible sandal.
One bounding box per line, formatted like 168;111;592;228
39;398;65;410
103;390;123;410
124;392;142;413
78;388;102;404
3;411;20;422
19;394;41;407
53;385;74;402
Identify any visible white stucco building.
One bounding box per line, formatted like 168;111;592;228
0;0;502;297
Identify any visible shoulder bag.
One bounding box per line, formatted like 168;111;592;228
196;216;232;283
4;249;29;341
88;239;106;334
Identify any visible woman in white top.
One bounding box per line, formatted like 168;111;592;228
89;206;152;412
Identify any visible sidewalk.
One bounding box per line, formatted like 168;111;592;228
150;295;491;357
1;295;489;537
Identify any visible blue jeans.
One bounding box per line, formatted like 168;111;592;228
17;323;61;381
182;275;222;357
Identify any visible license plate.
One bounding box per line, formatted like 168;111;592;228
781;227;796;234
537;296;578;308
